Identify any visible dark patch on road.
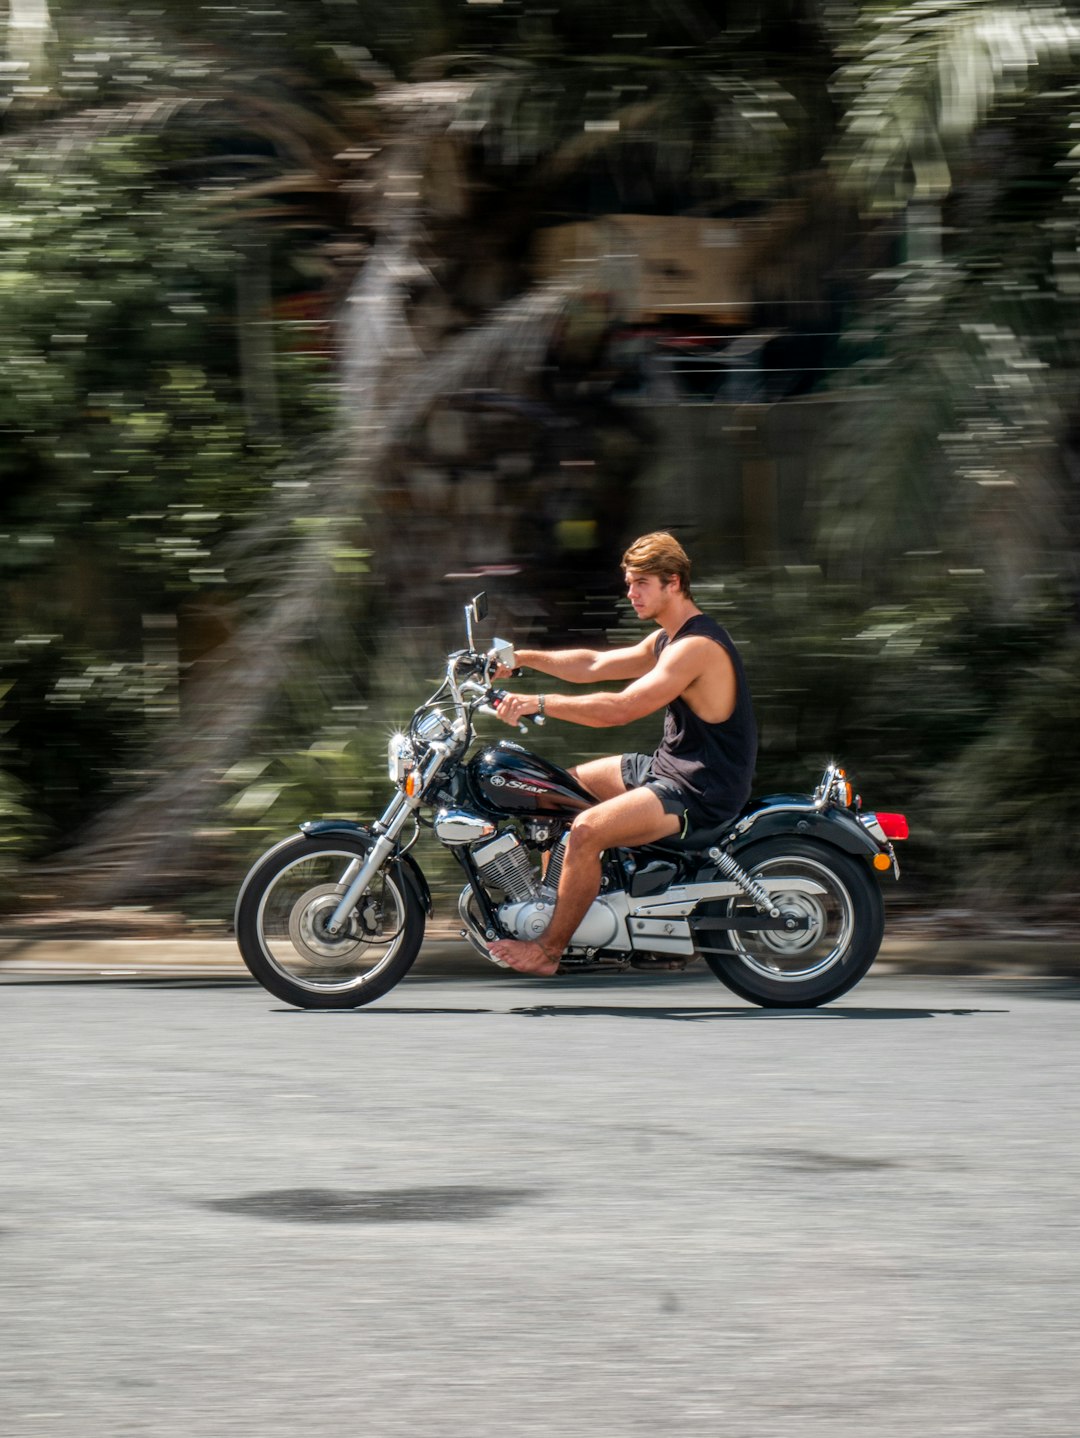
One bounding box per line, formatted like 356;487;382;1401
201;1185;536;1224
751;1148;901;1172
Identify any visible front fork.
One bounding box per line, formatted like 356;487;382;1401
324;793;416;935
324;743;448;935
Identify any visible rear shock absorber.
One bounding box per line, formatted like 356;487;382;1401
706;848;780;918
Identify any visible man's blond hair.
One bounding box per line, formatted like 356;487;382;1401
621;531;693;600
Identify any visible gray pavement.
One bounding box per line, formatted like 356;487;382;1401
2;970;1078;1437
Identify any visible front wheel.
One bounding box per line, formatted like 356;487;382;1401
698;837;884;1008
235;835;425;1008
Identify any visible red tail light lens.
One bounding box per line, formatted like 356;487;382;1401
875;812;909;841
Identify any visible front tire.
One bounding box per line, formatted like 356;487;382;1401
235;835;425;1008
698;837;884;1008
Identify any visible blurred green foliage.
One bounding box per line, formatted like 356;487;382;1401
706;571;1076;909
0;121;335;846
936;636;1080;909
0;682;34;902
2;0;1080;922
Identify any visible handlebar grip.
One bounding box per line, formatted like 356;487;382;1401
479;702;528;732
485;691;545;730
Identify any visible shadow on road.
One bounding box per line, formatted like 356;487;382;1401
277;1003;1001;1020
201;1184;538;1224
507;1005;995;1021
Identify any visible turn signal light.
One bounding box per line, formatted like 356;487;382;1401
875;812;909;840
405;771;421;798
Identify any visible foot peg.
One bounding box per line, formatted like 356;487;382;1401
460;926;508;966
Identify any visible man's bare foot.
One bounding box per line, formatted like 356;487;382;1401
486;938;561;976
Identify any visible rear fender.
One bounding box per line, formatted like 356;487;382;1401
299;819;433;916
730;805;888;868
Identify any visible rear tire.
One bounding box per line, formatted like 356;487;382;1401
698;837;884;1008
235;834;425;1009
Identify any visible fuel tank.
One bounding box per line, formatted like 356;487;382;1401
467;740;595;819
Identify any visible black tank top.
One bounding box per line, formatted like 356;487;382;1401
651;614;757;826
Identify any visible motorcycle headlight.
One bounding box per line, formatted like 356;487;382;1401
387;732;413;785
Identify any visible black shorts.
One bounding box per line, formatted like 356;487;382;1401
621;753;692;835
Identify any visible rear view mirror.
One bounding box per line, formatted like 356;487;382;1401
464;591;488;650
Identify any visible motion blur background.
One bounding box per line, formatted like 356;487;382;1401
2;0;1079;927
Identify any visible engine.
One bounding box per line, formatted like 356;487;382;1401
471;831;571;902
471;832;539;903
470;831;620;950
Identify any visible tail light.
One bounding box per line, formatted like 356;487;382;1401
874;812;909;841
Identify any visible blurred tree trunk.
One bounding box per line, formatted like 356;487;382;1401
7;0;53;75
46;96;578;902
236;233;281;444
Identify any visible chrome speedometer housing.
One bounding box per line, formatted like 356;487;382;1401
414;710;453;744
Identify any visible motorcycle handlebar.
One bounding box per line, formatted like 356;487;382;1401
476;702;532;735
489;688;545;726
456;673;545;730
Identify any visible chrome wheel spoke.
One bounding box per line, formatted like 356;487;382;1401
728;857;854;982
255;850;407;994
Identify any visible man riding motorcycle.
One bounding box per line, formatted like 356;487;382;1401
489;531;758;975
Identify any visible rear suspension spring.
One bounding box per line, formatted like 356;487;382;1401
707;848;780;917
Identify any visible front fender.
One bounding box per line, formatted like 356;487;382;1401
299;819;433;916
731;804;887;868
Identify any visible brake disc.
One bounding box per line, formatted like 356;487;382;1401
287;884;372;965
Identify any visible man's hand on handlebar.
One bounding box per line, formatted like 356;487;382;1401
493;690;543;727
485;641;520;684
489;660;521;683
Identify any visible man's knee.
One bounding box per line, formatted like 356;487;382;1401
566;808;607;853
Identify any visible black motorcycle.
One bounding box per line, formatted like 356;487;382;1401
235;593;908;1009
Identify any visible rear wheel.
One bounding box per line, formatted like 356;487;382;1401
235;835;424;1008
697;838;884;1008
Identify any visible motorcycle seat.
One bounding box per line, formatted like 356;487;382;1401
647;794;807;855
651;815;738;855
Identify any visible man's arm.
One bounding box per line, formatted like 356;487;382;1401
514;632;658;685
498;637;722;729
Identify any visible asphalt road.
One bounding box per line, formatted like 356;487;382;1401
2;968;1078;1437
